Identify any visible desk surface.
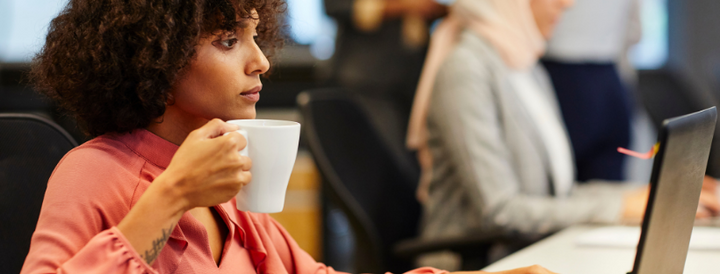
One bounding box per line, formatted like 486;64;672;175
482;225;720;274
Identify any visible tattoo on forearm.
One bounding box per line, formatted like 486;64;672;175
141;225;174;265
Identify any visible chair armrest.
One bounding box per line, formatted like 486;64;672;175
393;233;507;259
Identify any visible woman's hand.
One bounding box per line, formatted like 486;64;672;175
623;175;720;222
454;265;558;274
697;176;720;218
622;186;650;223
158;118;252;211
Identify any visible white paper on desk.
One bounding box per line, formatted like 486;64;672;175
575;226;720;250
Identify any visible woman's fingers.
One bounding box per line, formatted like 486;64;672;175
703;175;718;193
217;131;247;152
239;156;252;171
238;170;252;187
698;190;720;216
193;118;240;139
697;205;712;219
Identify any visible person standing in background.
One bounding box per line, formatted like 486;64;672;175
323;0;447;114
542;0;642;182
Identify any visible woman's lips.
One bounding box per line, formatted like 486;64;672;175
240;86;261;102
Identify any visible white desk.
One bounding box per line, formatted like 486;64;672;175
482;225;720;274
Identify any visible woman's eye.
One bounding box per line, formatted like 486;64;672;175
220;38;238;49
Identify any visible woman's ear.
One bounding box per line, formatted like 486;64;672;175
166;93;176;106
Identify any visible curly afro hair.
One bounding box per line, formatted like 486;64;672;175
31;0;286;137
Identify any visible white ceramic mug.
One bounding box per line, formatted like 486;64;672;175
226;119;301;213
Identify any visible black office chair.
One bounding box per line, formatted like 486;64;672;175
636;70;720;177
0;113;78;273
298;89;503;273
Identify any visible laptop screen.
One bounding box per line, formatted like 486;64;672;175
633;107;717;274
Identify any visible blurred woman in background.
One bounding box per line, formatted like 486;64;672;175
407;0;719;267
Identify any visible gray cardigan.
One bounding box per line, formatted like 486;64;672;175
421;30;632;239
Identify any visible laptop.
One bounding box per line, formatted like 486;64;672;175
632;106;717;274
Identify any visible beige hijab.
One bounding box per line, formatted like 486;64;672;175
407;0;545;202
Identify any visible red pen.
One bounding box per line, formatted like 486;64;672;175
617;143;660;159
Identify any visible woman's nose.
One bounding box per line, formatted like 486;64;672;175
246;44;270;76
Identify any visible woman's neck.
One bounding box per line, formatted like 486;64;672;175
146;106;209;145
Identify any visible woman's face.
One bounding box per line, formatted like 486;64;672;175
530;0;574;39
169;10;269;127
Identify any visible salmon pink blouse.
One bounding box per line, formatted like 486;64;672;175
21;129;446;274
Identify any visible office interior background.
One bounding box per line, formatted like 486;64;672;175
2;0;720;272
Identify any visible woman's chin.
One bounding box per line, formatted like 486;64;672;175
217;108;257;122
235;108;257;120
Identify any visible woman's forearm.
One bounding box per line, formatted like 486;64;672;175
116;175;188;265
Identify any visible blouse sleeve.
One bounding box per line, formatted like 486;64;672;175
20;148;153;274
21;227;155;274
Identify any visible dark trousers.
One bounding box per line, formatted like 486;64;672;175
542;60;633;182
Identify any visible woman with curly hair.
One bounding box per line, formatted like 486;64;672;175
20;0;556;273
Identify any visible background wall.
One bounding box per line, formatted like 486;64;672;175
667;0;720;100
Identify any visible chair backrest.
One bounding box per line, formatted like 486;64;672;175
0;113;77;273
298;89;421;273
637;70;720;177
